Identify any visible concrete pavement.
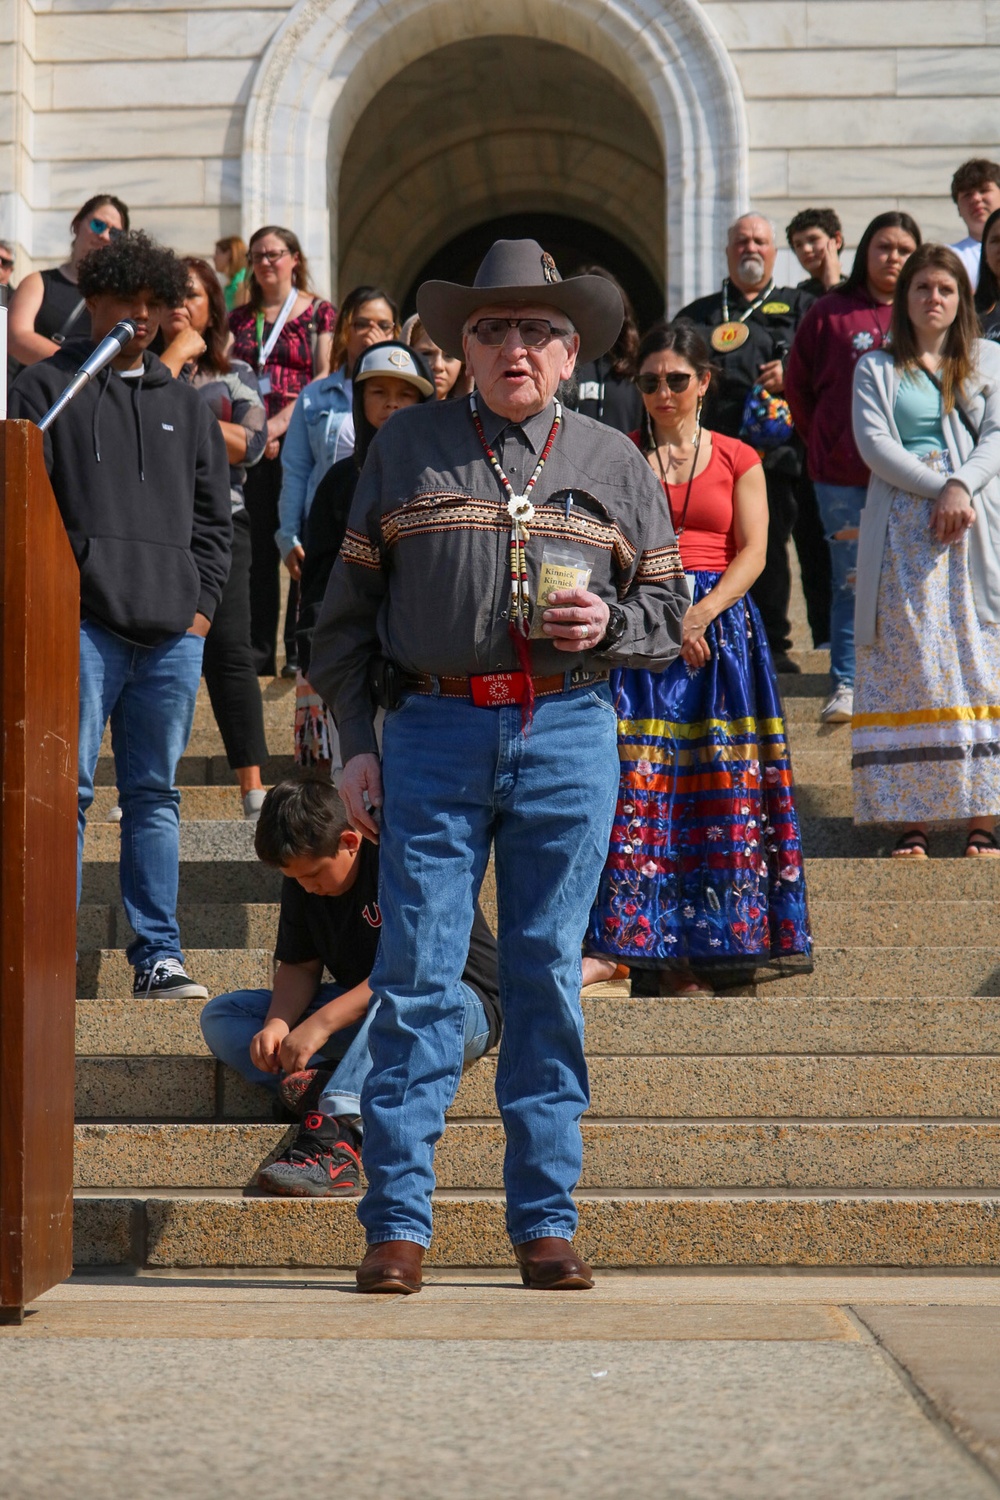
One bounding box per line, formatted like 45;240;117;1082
2;1271;999;1499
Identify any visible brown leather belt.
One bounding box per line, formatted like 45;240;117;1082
403;669;608;706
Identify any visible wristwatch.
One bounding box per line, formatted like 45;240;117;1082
596;604;628;652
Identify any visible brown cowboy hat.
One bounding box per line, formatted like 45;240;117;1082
416;238;625;364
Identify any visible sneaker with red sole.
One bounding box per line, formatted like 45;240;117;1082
256;1112;363;1198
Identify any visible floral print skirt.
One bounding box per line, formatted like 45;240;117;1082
853;477;1000;823
585;572;813;981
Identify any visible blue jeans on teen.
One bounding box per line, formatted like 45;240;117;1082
813;483;867;689
77;619;204;971
200;982;491;1119
361;684;619;1251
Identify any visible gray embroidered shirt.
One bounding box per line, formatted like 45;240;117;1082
309;395;688;761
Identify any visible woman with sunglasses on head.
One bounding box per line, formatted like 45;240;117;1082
276;286;399;583
158;257;270;819
8;193;129;366
852;244;1000;859
584;320;812;995
229;226;337;676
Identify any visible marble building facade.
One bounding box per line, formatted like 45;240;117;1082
1;0;999;311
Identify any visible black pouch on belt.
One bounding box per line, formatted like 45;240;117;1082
368;656;403;710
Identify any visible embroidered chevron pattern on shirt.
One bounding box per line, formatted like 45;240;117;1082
341;527;381;570
381;490;638;573
636;543;685;582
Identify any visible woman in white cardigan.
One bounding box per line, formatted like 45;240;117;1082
851;243;1000;856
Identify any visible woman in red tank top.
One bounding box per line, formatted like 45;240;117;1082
584;322;812;993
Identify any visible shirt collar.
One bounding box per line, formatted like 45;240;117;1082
476;398;557;455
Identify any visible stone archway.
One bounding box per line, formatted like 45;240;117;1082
243;0;749;314
336;35;665;313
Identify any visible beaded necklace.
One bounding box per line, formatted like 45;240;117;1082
469;394;562;634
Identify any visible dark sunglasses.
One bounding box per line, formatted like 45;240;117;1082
636;371;694;395
0;255;13;270
469;317;571;348
88;217;123;240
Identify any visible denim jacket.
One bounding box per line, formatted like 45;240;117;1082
276;367;354;557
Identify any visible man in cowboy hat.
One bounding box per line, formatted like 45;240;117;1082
309;239;688;1294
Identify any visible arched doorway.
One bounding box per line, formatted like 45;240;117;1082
406;214;664;333
336;35;664;325
243;0;749;311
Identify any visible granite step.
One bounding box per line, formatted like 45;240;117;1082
73;994;1000;1060
73;1052;1000;1122
75;898;1000;954
81;814;979;863
77;857;1000;906
72;1191;1000;1269
73;1119;1000;1191
73;946;1000;1000
94;754;297;787
87;774;861;820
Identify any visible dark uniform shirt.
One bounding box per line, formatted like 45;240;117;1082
310;394;689;762
677;281;813;473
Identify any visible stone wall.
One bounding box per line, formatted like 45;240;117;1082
1;0;998;299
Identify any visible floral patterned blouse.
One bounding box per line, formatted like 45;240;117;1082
228;297;336;419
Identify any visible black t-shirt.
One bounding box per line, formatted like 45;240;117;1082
274;839;503;1048
980;306;1000;344
677;282;812;473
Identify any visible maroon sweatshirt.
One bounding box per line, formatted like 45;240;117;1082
785;290;893;487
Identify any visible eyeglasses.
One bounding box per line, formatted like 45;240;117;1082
250;249;291;266
636;371;694;395
468;318;571;348
88;218;123;240
353;318;395;334
0;256;13;270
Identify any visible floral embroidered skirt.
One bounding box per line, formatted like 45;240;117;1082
585;573;813;980
853;481;1000;823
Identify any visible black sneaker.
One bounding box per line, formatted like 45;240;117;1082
133;958;208;1000
279;1067;335;1119
256;1112;363;1198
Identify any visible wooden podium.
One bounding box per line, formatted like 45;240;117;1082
0;420;79;1323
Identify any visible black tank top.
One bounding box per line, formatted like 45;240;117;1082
35;267;90;343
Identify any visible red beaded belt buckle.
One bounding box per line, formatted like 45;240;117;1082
406;670;607;707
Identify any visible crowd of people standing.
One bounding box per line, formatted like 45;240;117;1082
7;157;1000;1287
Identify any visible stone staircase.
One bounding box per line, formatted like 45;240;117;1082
73;658;1000;1270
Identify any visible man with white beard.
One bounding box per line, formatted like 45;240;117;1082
678;214;813;672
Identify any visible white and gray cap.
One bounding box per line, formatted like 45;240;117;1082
353;340;435;397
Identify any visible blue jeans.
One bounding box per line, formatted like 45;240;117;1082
813;483;867;689
200;982;491;1119
363;684;619;1250
78;619;204;970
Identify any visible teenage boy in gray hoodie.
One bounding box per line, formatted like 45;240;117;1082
10;231;231;998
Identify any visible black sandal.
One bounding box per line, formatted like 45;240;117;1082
965;829;1000;858
891;829;928;859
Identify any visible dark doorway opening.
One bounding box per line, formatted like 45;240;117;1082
404;213;664;334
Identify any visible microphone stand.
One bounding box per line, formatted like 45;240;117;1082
37;319;137;432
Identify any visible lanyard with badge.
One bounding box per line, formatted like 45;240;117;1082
254;287;298;395
711;279;776;353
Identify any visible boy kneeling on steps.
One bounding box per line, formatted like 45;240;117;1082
201;774;501;1197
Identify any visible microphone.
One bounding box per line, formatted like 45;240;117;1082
37;319;138;432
